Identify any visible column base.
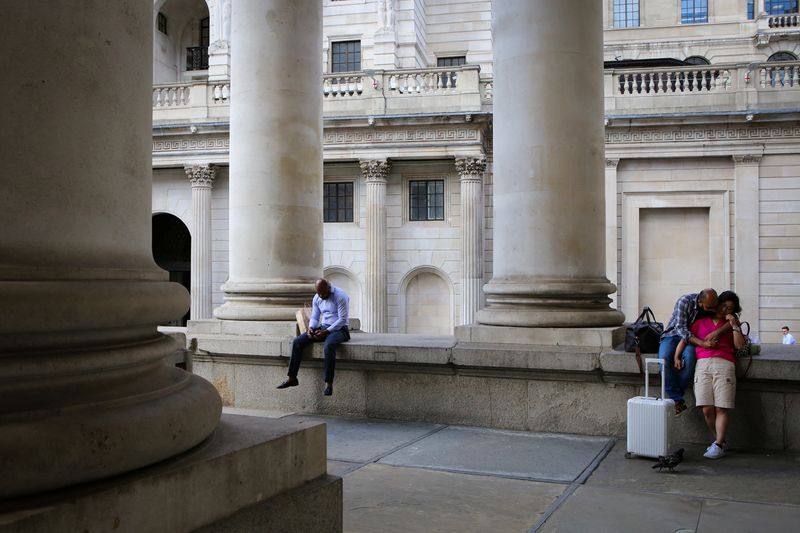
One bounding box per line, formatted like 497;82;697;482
455;324;626;349
476;277;625;328
1;414;341;533
215;280;315;321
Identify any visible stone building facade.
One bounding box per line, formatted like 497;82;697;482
152;0;800;342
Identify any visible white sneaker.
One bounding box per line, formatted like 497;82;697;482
704;442;726;459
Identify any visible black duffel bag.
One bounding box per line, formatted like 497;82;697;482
624;306;663;354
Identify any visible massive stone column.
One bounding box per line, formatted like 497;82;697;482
456;157;486;325
186;164;216;320
0;1;221;499
362;160;390;333
476;0;624;327
215;0;323;321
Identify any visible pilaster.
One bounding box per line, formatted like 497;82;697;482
186;164;216;320
456;156;486;325
733;153;762;338
605;158;620;308
361;159;390;333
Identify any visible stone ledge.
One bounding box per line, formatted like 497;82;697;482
455;324;626;348
0;415;337;532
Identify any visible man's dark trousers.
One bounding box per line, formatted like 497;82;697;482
287;327;349;383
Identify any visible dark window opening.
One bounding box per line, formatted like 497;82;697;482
766;0;799;14
409;180;445;221
152;213;191;326
157;12;168;35
186;17;210;71
324;182;355;223
332;41;361;73
437;56;466;67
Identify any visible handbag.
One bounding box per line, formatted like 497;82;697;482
625;306;664;354
735;321;753;379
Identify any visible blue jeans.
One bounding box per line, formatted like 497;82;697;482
658;334;696;403
287;327;349;384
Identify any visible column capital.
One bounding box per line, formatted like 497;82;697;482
455;156;487;181
185;164;217;188
732;154;762;165
605;158;620;168
360;159;391;182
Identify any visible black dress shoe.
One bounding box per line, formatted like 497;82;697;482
323;385;333;396
276;377;298;389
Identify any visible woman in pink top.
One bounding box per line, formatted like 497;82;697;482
674;290;746;459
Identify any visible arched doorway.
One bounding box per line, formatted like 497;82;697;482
153;0;211;84
152;213;191;326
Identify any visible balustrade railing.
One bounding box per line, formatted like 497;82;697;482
323;75;363;97
615;65;730;95
387;68;461;94
768;13;800;27
153;84;191;107
758;62;800;87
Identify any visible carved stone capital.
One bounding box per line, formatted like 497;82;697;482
455;157;487;180
359;159;391;182
732;154;762;165
185;164;217;188
605;158;620;168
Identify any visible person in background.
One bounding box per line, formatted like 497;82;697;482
782;326;796;345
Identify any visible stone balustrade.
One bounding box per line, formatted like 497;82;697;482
152;61;800;123
768;13;800;27
605;60;800;116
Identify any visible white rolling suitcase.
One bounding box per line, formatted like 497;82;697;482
626;358;675;459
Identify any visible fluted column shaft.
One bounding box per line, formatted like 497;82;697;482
0;1;221;499
362;160;390;333
456;157;486;325
476;0;623;327
186;165;216;320
215;0;323;321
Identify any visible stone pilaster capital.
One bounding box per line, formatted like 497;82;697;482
185;164;217;188
360;159;391;182
454;157;487;181
605;158;620;168
732;154;762;165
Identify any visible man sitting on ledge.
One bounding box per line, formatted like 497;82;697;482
277;278;350;396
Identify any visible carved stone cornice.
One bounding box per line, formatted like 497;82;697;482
455;157;487;181
605;158;620;168
359;160;391;182
732;154;763;165
606;125;800;145
185;164;217;188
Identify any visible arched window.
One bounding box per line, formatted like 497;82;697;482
684;56;710;65
768;51;799;62
152;213;191;326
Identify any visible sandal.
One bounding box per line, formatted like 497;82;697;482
675;400;688;415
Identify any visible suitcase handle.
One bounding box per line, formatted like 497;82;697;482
643;357;665;400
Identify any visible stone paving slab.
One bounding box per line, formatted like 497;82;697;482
288;414;444;462
343;463;564;533
696;498;800;532
379;425;612;482
540;485;703;533
328;460;360;478
587;441;800;506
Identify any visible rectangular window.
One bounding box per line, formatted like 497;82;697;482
323;182;354;223
437;56;466;67
766;0;799;14
409;180;445;221
157;12;168;34
200;17;210;48
748;0;755;19
681;0;709;23
613;0;640;28
331;41;361;73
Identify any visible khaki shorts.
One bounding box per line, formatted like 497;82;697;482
694;357;736;409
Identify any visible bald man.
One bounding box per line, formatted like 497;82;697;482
658;289;726;414
277;279;350;396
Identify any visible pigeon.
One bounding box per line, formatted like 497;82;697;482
652;448;684;472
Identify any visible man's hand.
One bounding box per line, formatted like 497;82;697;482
308;328;320;340
674;354;683;370
316;329;330;340
702;330;720;347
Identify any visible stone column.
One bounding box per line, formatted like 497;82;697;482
476;0;623;327
186;164;216;320
733;154;762;338
605;158;620;308
0;1;221;499
362;160;390;333
456;157;487;325
215;0;323;321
